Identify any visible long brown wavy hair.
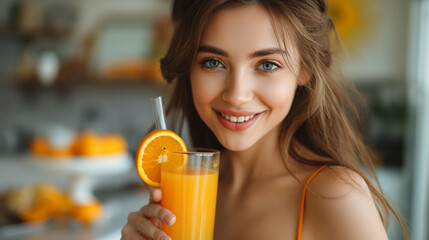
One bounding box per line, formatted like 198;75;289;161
160;0;408;238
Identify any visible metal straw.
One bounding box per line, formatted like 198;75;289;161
151;96;167;130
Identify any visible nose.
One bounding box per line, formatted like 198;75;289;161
222;68;253;106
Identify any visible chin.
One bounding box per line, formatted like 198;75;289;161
217;137;255;152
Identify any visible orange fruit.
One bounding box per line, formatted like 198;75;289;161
72;200;103;226
30;136;73;157
73;131;128;156
135;129;187;187
73;131;104;156
30;137;50;156
10;183;64;222
103;134;127;155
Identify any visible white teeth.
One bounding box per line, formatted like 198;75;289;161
220;113;256;123
221;113;230;120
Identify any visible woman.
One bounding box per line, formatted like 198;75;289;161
122;0;408;239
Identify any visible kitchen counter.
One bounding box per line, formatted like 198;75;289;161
0;184;150;240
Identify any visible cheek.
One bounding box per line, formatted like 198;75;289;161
190;71;224;107
257;78;298;112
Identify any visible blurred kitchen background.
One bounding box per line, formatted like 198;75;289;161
0;0;427;239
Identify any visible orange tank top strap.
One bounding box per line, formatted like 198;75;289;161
296;165;328;240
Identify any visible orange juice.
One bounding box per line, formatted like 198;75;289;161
161;168;219;240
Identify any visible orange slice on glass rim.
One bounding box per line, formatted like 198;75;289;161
135;129;187;187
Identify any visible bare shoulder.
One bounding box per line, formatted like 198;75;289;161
308;165;370;197
303;166;388;240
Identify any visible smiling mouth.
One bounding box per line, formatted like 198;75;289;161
220;113;256;123
215;110;262;131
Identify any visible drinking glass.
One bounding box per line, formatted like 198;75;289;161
161;148;220;240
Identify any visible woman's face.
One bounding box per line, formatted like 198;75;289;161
190;5;302;151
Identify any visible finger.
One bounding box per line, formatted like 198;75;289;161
121;225;146;240
150;217;162;229
134;215;171;240
141;203;176;225
141;232;152;240
150;188;162;203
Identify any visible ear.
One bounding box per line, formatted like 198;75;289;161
297;67;311;86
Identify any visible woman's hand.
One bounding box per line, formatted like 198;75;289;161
121;189;176;240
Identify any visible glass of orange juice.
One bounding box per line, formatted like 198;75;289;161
161;148;220;240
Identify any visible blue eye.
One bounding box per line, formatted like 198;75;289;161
201;59;224;69
257;61;280;72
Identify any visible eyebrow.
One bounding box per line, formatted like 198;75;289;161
250;48;287;58
197;45;287;58
198;45;228;56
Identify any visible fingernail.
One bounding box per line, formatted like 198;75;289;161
159;235;170;240
164;214;176;225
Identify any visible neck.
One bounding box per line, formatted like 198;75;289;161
219;126;290;189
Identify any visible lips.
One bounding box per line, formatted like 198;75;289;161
215;109;262;131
